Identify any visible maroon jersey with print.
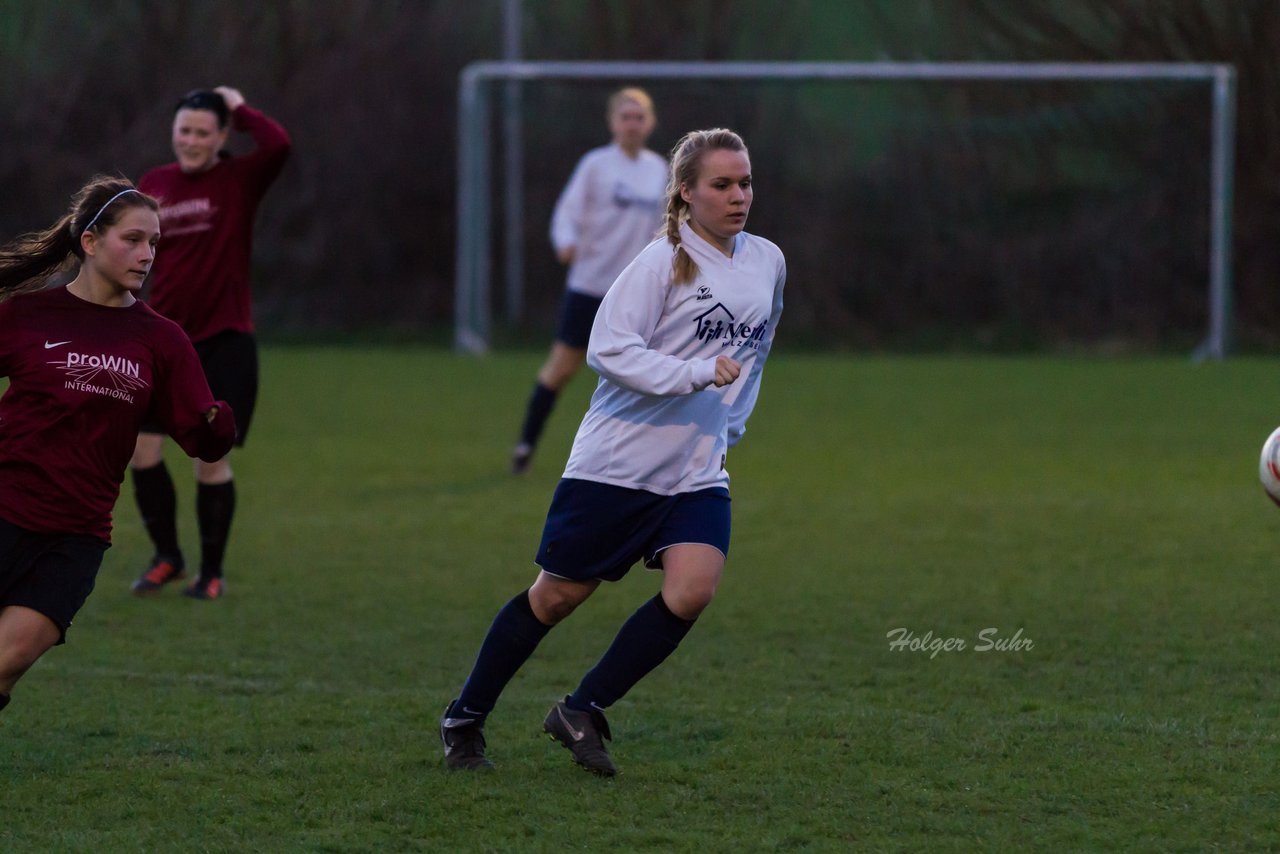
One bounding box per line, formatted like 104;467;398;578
139;104;291;343
0;287;235;540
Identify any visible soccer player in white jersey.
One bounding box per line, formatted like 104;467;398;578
511;87;668;473
443;128;786;776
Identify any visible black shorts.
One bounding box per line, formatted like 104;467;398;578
141;330;258;446
535;478;731;582
555;290;605;349
0;516;107;644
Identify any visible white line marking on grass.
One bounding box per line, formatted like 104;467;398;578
34;664;295;694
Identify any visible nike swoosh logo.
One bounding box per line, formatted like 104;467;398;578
557;707;585;741
442;717;476;729
44;340;71;349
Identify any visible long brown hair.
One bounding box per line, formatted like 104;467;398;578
0;175;159;301
661;128;748;285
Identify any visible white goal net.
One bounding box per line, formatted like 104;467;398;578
455;61;1235;357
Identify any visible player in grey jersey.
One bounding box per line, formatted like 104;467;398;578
512;88;668;473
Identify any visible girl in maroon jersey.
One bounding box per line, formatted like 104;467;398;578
0;176;236;713
128;85;291;601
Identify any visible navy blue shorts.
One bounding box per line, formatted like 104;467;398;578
555;290;605;349
141;330;258;446
535;479;731;582
0;516;107;644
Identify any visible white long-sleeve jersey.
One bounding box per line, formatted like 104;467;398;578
550;143;668;298
563;221;786;495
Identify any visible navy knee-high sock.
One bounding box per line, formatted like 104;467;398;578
197;481;236;580
455;590;552;719
132;462;181;564
567;594;695;713
519;383;559;448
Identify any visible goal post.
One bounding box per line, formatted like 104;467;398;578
456;60;1236;357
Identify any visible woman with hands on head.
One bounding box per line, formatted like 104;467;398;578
128;85;290;601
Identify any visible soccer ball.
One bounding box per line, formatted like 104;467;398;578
1259;427;1280;507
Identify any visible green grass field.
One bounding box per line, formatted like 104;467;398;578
3;349;1278;851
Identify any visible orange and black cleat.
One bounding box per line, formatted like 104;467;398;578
183;576;224;600
130;557;186;596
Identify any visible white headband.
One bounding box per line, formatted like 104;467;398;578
83;188;142;233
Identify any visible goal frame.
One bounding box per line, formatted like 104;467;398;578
455;60;1236;357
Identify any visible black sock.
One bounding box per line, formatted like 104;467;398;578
567;594;695;713
519;383;559;448
454;590;552;720
0;692;9;712
132;462;182;565
197;480;236;580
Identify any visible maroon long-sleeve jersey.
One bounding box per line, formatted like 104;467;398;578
139;104;291;343
0;287;236;540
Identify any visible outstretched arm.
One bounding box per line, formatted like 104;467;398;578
150;326;237;462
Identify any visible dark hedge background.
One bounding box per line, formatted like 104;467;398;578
1;1;1275;350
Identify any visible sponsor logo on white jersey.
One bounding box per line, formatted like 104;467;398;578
611;181;661;211
693;303;769;349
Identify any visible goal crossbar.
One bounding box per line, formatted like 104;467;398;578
456;60;1236;356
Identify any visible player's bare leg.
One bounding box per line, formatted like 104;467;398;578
0;605;61;709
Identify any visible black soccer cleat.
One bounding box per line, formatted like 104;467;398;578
543;696;618;777
440;700;495;771
511;442;534;475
